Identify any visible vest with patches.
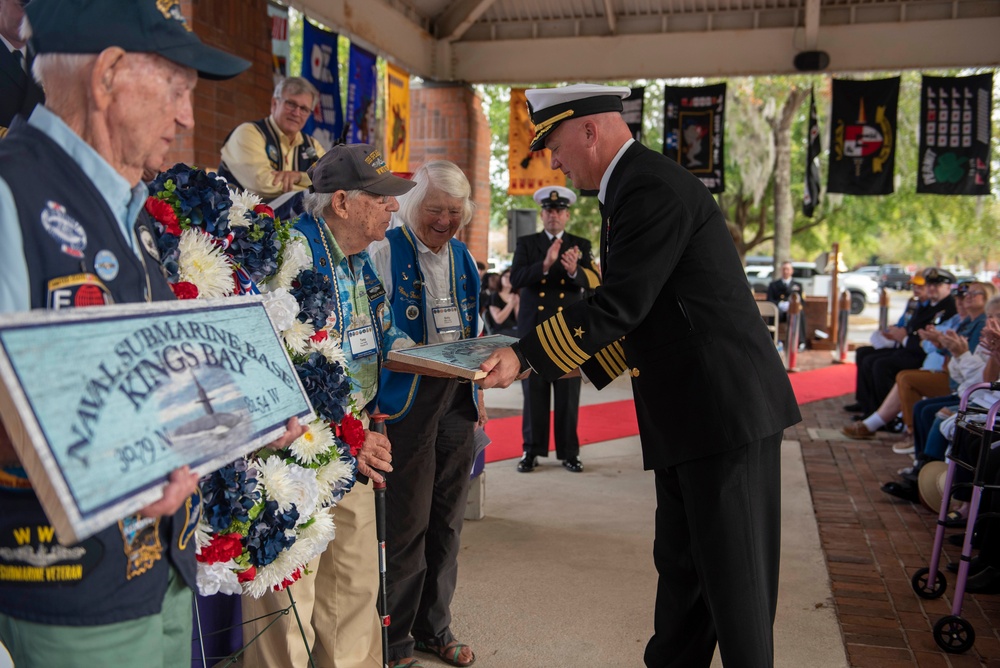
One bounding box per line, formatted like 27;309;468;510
378;225;480;422
0;118;198;626
218;118;320;193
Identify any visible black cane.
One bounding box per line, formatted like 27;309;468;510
369;412;390;668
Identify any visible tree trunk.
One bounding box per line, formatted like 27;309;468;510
769;88;810;275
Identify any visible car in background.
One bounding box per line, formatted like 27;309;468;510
853;266;881;279
746;262;879;315
878;264;912;290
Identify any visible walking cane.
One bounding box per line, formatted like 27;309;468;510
369;412;391;668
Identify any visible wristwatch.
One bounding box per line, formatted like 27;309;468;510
510;341;531;374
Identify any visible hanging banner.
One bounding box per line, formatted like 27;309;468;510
803;87;822;217
917;73;992;195
346;44;378;145
828;77;899;195
623;86;645;143
385;61;410;173
662;83;726;193
508;88;566;195
267;2;289;86
301;20;343;150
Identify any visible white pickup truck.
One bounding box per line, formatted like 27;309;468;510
746;261;881;315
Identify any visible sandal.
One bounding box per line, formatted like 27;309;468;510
414;639;476;667
945;510;968;528
390;659;424;668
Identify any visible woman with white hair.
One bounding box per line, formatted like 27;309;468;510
369;160;482;668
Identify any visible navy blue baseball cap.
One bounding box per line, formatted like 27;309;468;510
25;0;250;80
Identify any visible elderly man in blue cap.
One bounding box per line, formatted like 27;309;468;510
479;84;801;668
0;3;305;667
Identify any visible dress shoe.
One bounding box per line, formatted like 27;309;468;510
841;422;875;440
881;480;918;502
516;454;537;473
964;565;1000;594
892;439;915;455
562;457;583;473
843;402;864;413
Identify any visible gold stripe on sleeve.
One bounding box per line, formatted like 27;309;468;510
551;313;588;365
581;267;601;289
537;320;575;373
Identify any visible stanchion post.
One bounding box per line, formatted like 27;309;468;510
369;412;390;668
786;293;801;373
828;243;840;349
878;287;890;332
835;290;851;363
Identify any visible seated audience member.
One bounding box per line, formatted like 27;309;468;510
218;77;325;220
488;268;519;337
766;261;807;346
844;267;957;416
369;161;483;668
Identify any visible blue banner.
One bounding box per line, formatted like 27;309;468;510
301;20;343;149
346;44;378;145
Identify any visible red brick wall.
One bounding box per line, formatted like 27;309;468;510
408;85;491;264
163;0;273;171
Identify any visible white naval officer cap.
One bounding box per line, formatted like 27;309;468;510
526;84;632;151
532;186;577;210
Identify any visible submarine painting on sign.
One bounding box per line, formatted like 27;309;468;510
0;296;313;544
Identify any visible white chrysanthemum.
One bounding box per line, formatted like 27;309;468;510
196;559;242;596
292;510;336;563
290;418;334;466
308;334;348;367
241;534;302;599
282;320;315;356
261;288;300;333
264;238;313;292
241;511;336;599
227;190;263;228
194;520;214;552
315;457;355;508
177;229;234;298
257;458;320;520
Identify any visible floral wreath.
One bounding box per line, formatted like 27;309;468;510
145;164;366;597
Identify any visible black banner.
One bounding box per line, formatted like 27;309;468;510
663;83;726;193
917;73;992;195
803;87;821;217
828;77;899;195
622;87;645;143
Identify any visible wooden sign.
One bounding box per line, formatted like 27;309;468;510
387;335;518;381
0;297;313;545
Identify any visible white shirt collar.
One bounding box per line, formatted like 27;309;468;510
544;230;564;242
0;35;25;65
598;137;635;204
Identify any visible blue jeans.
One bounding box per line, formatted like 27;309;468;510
913;395;957;460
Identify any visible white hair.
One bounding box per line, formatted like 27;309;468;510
302;189;364;221
274;77;319;107
396;161;475;230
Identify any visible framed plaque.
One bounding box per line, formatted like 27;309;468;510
387;335;518;381
0;297;313;544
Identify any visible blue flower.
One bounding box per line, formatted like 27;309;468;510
245;500;299;568
201;460;260;533
229;216;282;284
150;164;232;239
295;352;351;424
290;269;336;328
327;452;358;505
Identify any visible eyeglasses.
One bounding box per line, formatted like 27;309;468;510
363;191;391;204
280;99;313;115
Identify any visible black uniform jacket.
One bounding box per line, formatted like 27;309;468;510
510;230;600;335
518;141;801;470
0;46;44;131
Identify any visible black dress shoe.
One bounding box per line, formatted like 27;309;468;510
964;565;1000;594
562;457;583;473
843;402;864;413
881;480;918;502
517;454;537;473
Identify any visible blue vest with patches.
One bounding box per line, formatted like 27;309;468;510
292;214;390;415
378;225;480;422
0;118;198;626
217;118;320;193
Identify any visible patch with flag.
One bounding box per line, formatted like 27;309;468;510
917;73;992;196
662;83;726;193
828;77;899;195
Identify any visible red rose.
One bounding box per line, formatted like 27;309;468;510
339;414;365;457
196;532;244;564
310;330;328;343
273;568;302;592
171;281;199;300
144;196;182;236
237;566;257;583
253;204;275;218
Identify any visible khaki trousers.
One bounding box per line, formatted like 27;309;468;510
242;481;382;668
896;369;951;429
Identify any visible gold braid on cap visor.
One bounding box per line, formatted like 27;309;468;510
531;109;576;146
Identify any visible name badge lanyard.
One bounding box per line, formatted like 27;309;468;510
401;225;461;337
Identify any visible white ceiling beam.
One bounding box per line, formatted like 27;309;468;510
449;17;1000;82
289;0;437;79
603;0;618;34
436;0;501;42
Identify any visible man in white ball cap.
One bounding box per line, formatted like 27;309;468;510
480;83;801;668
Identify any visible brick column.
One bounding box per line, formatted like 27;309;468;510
164;0;273;172
408;83;491;265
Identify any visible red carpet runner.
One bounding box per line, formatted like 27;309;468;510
483;363;856;464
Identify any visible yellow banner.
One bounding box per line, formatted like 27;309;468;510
385;62;410;173
508;88;565;195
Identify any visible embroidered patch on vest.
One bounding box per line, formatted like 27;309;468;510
40;200;87;258
267;145;279;164
138;226;161;261
0;521;103;587
94;250;120;282
119;515;163;580
46;273;113;310
405;304;420;320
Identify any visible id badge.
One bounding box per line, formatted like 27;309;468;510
347;325;377;358
432;305;461;333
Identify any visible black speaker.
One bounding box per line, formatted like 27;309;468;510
793;51;830;72
507;209;537;253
